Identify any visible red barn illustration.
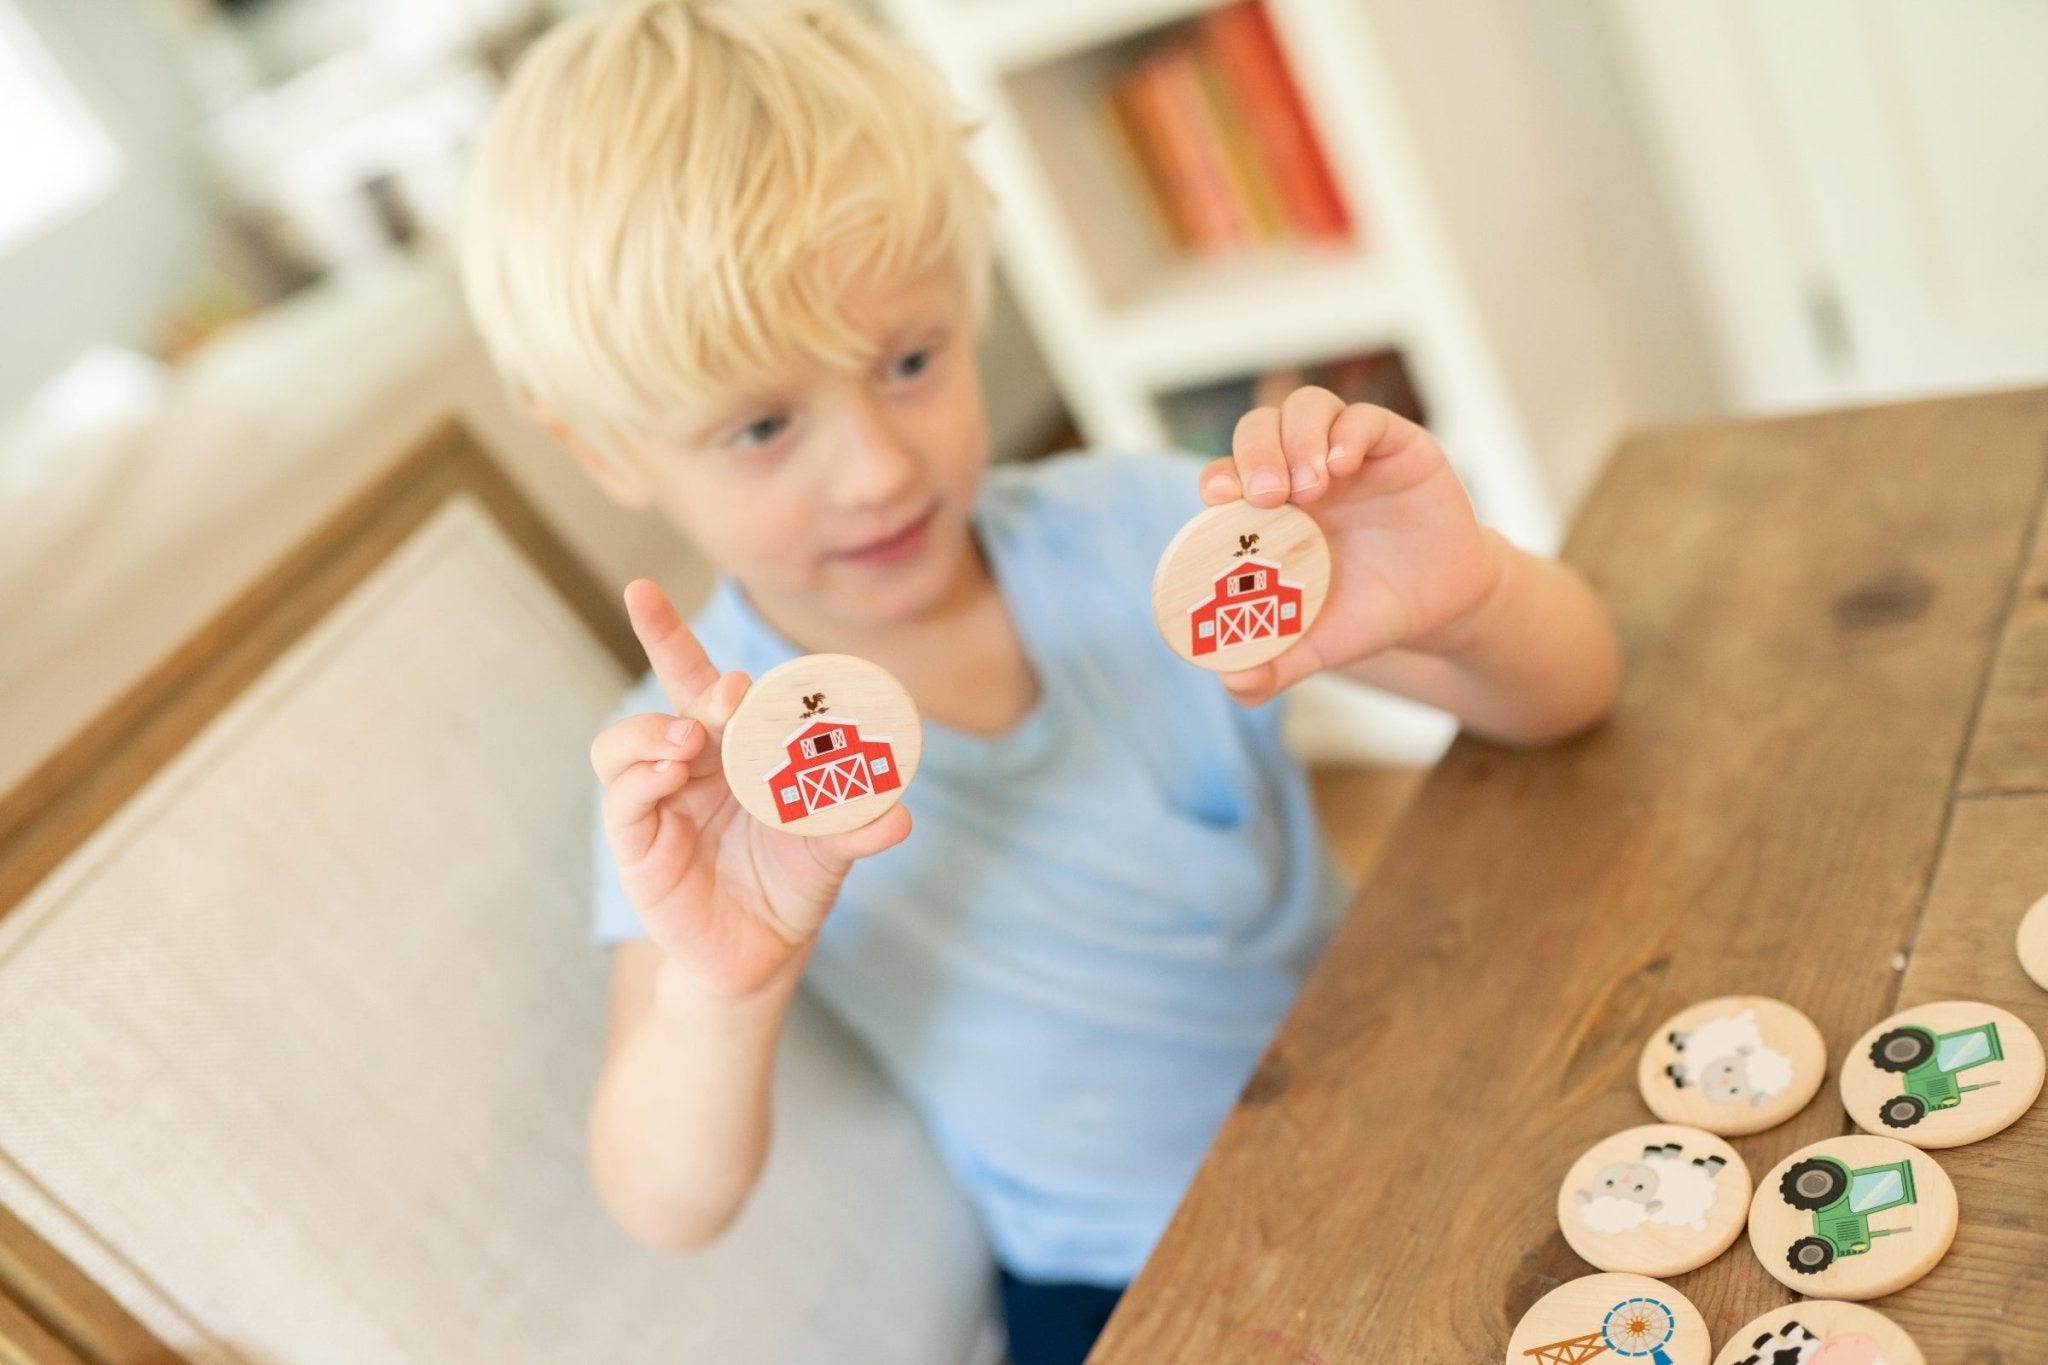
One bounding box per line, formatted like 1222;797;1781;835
1187;556;1304;656
763;716;901;823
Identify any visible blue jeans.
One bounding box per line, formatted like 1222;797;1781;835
997;1265;1127;1365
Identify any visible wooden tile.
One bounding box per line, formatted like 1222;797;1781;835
1150;501;1328;672
2019;892;2048;993
1711;1301;1923;1365
719;654;920;837
1558;1124;1749;1277
1747;1136;1956;1300
1506;1273;1710;1365
1839;1001;2044;1148
1638;996;1828;1136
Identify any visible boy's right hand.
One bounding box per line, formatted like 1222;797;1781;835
591;579;912;1006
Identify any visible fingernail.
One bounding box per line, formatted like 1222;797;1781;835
1201;475;1232;500
1327;443;1348;467
1250;470;1284;497
1290;464;1319;492
654;758;674;773
666;719;693;745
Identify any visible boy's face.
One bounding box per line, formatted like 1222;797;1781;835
593;265;992;631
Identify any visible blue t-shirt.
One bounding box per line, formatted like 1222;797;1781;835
591;449;1350;1285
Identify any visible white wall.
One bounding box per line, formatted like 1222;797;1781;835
1607;0;2048;414
1352;0;1721;513
0;0;223;417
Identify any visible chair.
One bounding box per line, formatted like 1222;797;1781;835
0;424;1001;1364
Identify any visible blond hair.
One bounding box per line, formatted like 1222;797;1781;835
460;0;996;458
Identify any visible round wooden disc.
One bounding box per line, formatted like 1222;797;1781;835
1839;999;2045;1148
2019;892;2048;992
1150;500;1330;673
1504;1273;1710;1365
1711;1300;1924;1365
1746;1135;1956;1300
718;653;922;837
1556;1123;1750;1277
1638;996;1828;1136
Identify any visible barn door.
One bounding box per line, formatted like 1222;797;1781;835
797;754;873;812
1218;599;1277;647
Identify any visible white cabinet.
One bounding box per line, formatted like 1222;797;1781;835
873;0;1573;552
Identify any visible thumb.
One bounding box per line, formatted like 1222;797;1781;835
803;802;913;871
1217;633;1328;707
684;669;750;779
1217;659;1279;708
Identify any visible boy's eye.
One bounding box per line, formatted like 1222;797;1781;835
735;413;788;448
891;346;934;381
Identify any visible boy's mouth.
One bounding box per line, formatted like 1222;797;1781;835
832;502;938;569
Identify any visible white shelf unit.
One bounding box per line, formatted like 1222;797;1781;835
873;0;1562;554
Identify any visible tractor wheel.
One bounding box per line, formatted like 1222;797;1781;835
1881;1094;1928;1129
1872;1027;1936;1073
1787;1237;1835;1275
1781;1158;1849;1211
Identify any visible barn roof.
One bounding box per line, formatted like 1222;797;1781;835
764;715;896;780
1185;558;1306;615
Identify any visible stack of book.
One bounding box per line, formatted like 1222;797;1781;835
1102;0;1355;259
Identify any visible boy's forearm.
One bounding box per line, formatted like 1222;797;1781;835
588;950;807;1250
1341;530;1620;747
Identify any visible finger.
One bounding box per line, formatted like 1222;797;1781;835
591;712;705;786
1198;456;1240;505
804;802;912;873
1216;630;1334;708
624;579;721;714
1277;386;1345;502
1230;407;1289;507
689;669;750;758
1326;403;1435;484
1216;659;1279;708
601;755;693;864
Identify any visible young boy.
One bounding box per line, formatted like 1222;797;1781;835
459;2;1620;1361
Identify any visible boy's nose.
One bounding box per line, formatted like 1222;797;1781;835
830;399;920;508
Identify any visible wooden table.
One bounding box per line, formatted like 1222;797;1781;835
1090;388;2048;1363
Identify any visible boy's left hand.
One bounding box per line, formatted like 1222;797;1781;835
1196;389;1506;705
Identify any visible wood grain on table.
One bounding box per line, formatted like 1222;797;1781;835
1090;388;2048;1362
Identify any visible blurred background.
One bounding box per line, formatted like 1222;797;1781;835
3;0;2046;786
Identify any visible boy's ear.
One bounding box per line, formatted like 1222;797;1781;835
528;404;652;510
